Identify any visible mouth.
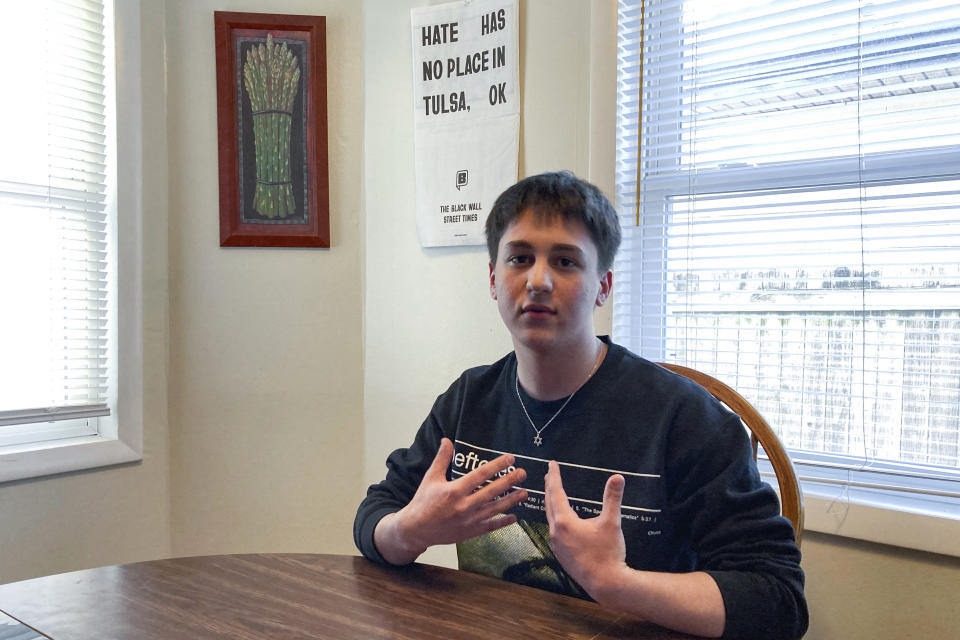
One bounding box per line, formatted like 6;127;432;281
521;304;556;317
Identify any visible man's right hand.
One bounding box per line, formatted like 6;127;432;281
373;438;528;565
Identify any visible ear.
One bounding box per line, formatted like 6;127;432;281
595;270;613;307
489;262;497;300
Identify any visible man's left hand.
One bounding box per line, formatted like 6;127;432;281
544;460;628;597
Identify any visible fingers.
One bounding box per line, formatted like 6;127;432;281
469;466;526;504
474;513;518;537
440;442;527;510
545;460;567;498
544;460;570;524
473;482;528;520
425;438;455;481
547;463;624;525
457;450;518;491
601;474;625;524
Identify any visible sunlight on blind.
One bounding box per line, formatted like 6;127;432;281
614;0;960;477
0;0;112;430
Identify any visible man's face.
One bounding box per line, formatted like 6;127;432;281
489;209;612;353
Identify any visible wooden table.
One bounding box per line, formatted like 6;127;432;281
0;554;702;639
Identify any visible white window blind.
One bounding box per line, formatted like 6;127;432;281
614;0;960;494
0;0;114;447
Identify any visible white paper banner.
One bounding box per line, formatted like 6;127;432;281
411;0;520;247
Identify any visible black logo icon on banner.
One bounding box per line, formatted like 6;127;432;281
456;170;468;190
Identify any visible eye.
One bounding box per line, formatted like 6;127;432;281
555;256;579;268
506;255;532;266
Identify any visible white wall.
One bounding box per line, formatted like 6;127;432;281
165;0;363;557
802;532;960;639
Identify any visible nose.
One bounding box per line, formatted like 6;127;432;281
526;260;553;294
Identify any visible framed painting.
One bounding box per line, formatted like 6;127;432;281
214;12;329;247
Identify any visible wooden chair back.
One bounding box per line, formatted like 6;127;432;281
657;363;804;546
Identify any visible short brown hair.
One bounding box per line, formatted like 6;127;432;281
485;171;622;273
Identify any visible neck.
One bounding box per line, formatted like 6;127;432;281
516;336;606;401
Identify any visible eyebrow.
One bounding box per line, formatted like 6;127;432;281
502;240;586;257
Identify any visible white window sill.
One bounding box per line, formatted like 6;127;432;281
0;433;142;484
800;481;960;557
759;460;960;557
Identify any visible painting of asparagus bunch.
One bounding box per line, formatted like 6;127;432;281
243;34;301;218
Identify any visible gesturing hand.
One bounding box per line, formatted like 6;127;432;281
375;438;528;565
544;460;627;597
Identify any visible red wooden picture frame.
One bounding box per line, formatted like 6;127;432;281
214;12;329;247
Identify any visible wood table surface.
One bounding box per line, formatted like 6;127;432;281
0;554;704;639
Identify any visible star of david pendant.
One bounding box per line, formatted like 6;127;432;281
533;435;543;446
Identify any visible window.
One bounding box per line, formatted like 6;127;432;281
0;0;142;482
615;0;960;549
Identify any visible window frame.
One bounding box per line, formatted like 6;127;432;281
0;0;143;484
614;0;960;555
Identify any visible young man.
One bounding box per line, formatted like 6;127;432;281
354;172;807;640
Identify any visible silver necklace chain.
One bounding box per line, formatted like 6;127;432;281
515;343;606;446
